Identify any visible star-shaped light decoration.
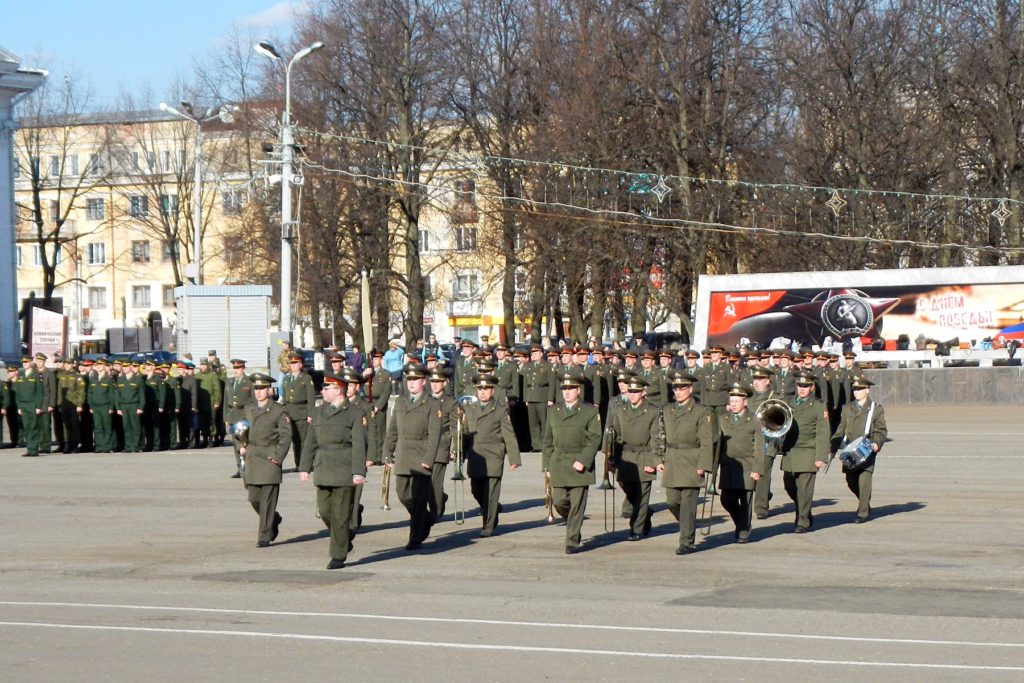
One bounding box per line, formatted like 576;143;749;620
992;200;1013;227
825;190;847;217
651;176;671;203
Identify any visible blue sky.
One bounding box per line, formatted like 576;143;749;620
4;0;301;110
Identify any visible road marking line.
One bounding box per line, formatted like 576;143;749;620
1;601;1022;649
0;621;1022;671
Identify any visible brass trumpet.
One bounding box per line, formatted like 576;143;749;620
450;395;478;526
380;462;392;511
544;470;554;523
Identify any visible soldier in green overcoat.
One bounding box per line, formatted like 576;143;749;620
115;362;145;452
541;373;602;554
782;371;831;533
343;367;374;532
194;358;222;448
830;374;888;523
427;368;457;522
239;373;292;547
280;351;316;468
299;372;367;569
57;357;86;452
657;372;714;555
520;344;555;451
749;367;781;519
14;356;44;456
87;359;116;452
381;363;442;550
717;384;766;543
607;375;662;541
463;373;521;537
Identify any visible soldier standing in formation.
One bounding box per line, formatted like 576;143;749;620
174;361;197;448
224;359;254;478
541;373;602;554
15;355;45;456
462;373;521;537
88;359;116;453
299;372;367;569
57;356;86;453
115;361;144;453
195;358;222;448
280;352;316;469
716;384;765;543
608;376;660;541
382;363;442;550
782;371;830;533
658;372;714;555
831;374;887;524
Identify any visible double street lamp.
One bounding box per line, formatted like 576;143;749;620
158;100;237;285
254;39;324;339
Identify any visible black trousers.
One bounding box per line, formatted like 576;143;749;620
396;473;434;544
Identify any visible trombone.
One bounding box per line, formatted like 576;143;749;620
544;470;554;523
450;395;478;526
597;424;616;532
380;461;392;511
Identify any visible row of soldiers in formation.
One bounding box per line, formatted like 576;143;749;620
234;343;886;567
0;351;233;456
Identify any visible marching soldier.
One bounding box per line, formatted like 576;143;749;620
773;350;797;397
381;363;442;550
541;373;602;554
365;350;392;450
831;374;887;524
428;368;457;521
658;372;714;555
462;373;521;537
453;340;477;398
299;372;368;569
114;361;145;453
343;367;374;532
607;375;661;541
87;359;116;453
224;359;255;478
782;371;830;533
280;351;316;469
717;384;765;543
749;367;780;519
239;373;291;547
520;344;555;451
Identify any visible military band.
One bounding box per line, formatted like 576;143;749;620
1;342;894;567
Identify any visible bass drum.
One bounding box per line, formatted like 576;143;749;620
838;436;874;471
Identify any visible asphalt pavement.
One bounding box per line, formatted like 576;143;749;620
1;403;1022;681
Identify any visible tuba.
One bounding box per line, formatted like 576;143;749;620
755;398;792;440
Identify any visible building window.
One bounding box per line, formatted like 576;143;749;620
86;198;105;220
48;200;59;222
453;272;480;299
222;188;245;215
454;227;477;252
129;152;141;172
67;155;79;176
88;287;107;309
86;242;106;265
30;244;61;267
162;285;175;307
451;178;479;224
514;268;528;294
418;229;430;252
15;246;22;269
223;235;243;269
129;195;149;218
131;240;150;263
132;285;151;308
161;241;179;262
147;151;157;171
48;155;60;177
513;225;525;251
159;194;179;218
423;274;432;300
87;154;102;176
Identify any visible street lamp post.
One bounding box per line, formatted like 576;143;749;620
255;40;324;340
158;101;237;285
